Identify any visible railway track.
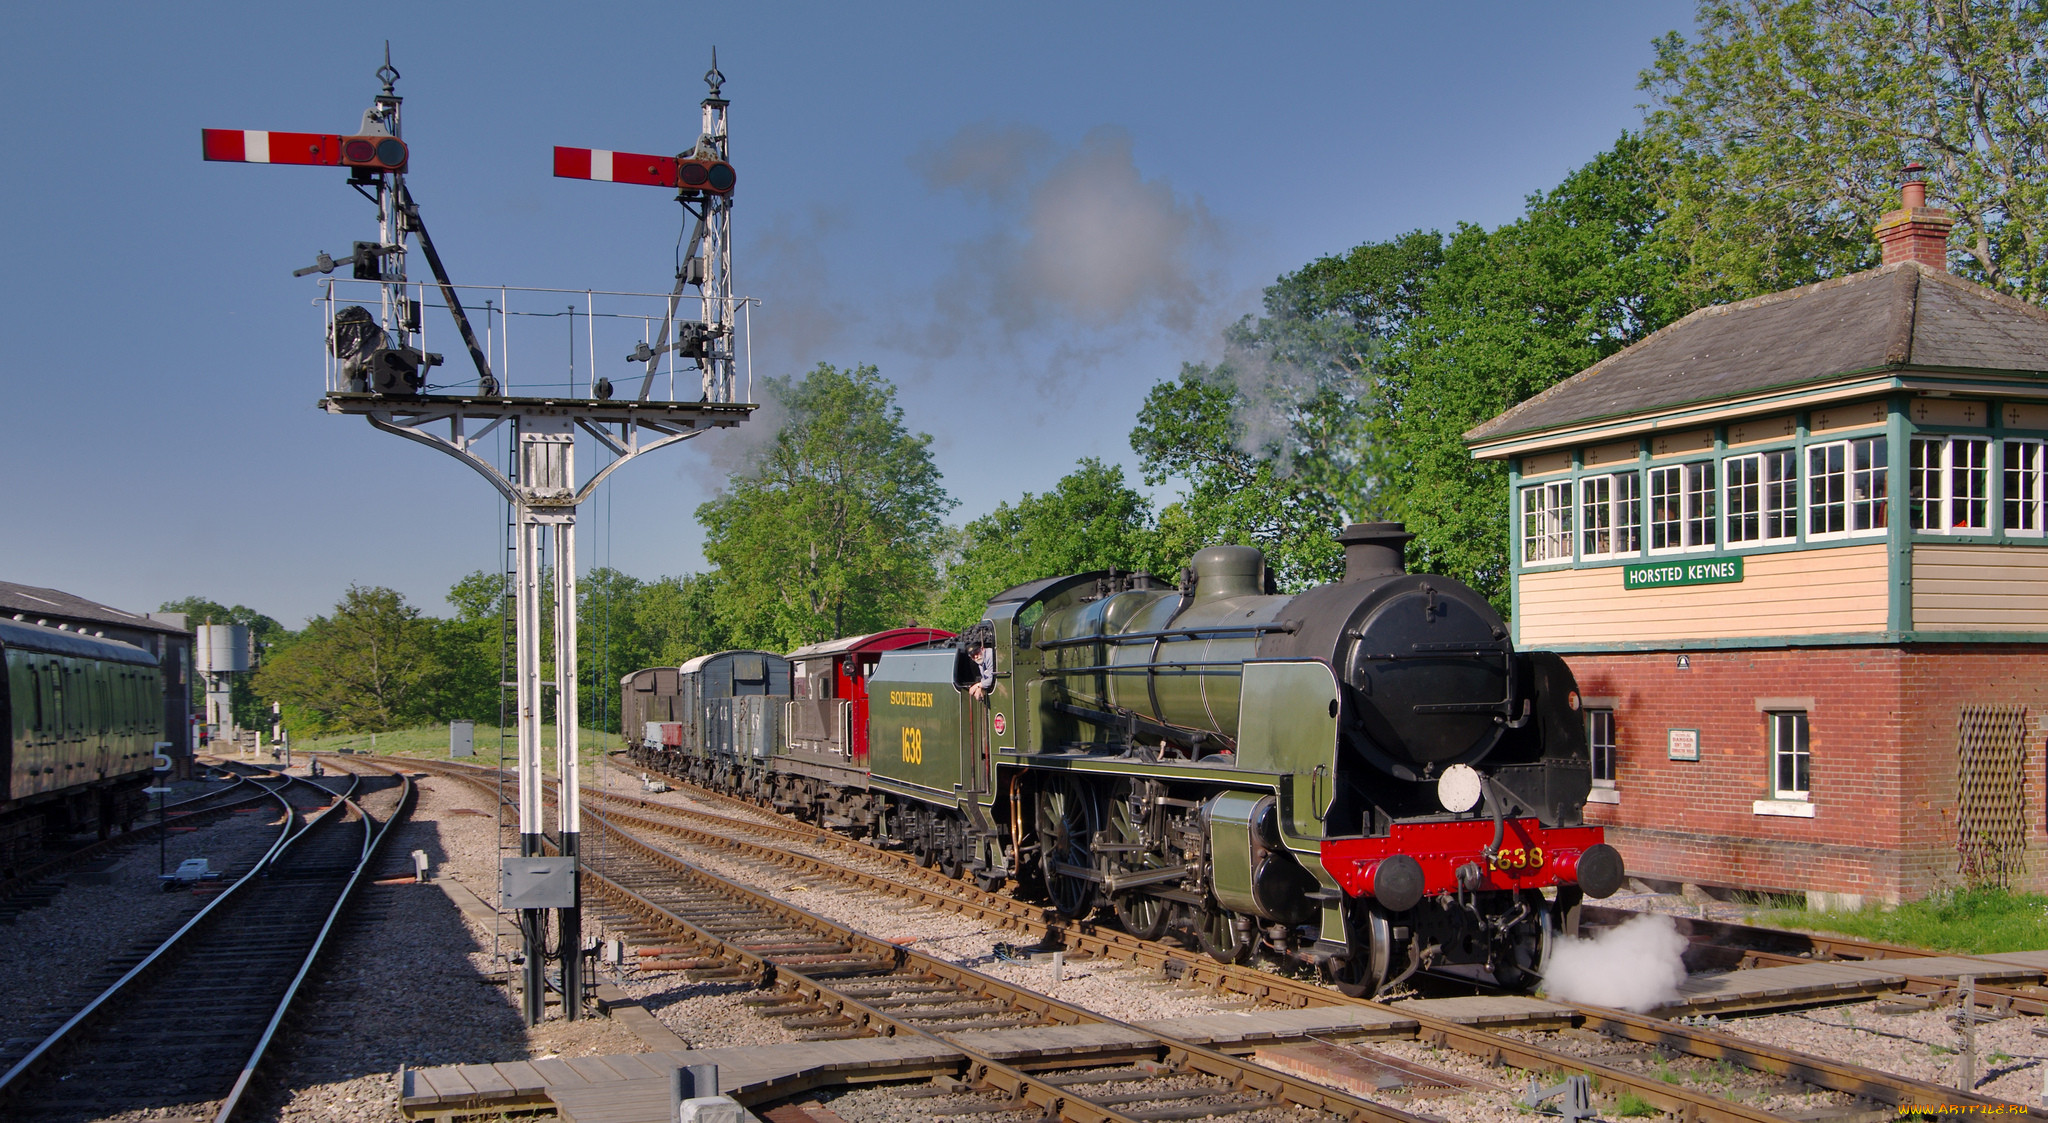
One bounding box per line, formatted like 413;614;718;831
384;754;2042;1122
0;761;414;1122
0;766;285;920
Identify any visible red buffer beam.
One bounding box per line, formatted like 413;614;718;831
553;147;679;187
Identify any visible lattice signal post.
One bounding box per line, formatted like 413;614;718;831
203;50;754;1024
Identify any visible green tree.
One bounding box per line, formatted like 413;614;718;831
157;596;287;728
253;585;440;733
1130;363;1354;590
632;573;731;666
934;459;1160;632
697;363;955;649
430;571;508;725
1643;0;2048;301
1180;137;1691;608
1382;138;1689;605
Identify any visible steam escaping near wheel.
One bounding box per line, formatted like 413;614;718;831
1539;913;1688;1011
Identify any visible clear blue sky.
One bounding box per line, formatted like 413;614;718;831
1;2;1694;626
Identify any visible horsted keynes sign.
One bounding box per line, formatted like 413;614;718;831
1622;556;1745;590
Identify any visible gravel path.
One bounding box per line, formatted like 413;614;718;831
0;785;292;1066
247;764;644;1123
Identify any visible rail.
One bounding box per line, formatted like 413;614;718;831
0;769;276;904
0;763;405;1116
215;765;416;1122
564;759;2048;1119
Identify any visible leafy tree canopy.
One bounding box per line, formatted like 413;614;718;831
698;363;955;649
252;585;440;733
1157;136;1693;608
1644;0;2048;301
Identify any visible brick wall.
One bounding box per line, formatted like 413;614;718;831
1563;645;2048;903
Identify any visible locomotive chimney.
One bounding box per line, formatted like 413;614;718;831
1336;522;1414;582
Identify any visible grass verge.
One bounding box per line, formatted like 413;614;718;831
1757;886;2048;954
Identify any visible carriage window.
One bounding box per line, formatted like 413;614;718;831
30;665;44;731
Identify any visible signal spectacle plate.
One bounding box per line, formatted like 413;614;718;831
1437;763;1483;814
707;162;736;191
376;138;406;166
343;138;377;163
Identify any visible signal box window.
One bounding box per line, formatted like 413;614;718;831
1586;708;1617;787
1910;436;1991;532
1520;481;1573;564
2004;439;2046;536
1725;450;1797;544
1649;462;1716;552
1808;437;1888;539
1769;711;1810;800
1580;473;1641;558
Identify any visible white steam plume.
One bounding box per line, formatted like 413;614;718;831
913;123;1224;362
1541;912;1689;1011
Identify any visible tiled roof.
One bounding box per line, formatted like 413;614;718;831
0;581;189;635
1466;263;2048;445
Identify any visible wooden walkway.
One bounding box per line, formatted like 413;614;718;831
1653;954;2046;1016
398;999;1519;1121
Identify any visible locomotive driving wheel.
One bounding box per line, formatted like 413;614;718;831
1036;774;1100;919
1105;778;1171;940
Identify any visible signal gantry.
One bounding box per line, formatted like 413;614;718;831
201;47;756;1026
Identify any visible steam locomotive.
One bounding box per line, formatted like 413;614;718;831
624;523;1622;995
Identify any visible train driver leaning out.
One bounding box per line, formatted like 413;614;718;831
967;640;996;701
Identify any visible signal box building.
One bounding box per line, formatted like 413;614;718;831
1465;182;2048;907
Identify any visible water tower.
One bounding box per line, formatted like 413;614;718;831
193;624;252;745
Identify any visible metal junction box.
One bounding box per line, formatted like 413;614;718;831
500;856;578;909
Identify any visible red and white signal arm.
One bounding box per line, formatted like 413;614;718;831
553;146;734;194
202;129;407;172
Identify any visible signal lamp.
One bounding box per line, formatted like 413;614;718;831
677;159;736;195
340;134;408;172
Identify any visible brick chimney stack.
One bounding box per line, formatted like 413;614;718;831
1874;162;1954;270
